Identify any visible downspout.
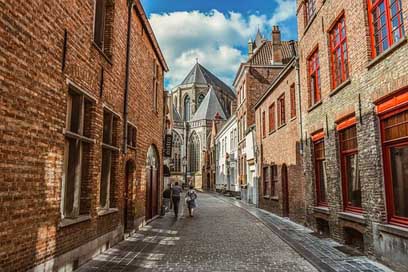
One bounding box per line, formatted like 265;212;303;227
123;0;133;154
291;40;303;155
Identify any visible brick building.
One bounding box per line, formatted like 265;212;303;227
297;0;408;270
234;27;297;204
0;0;168;271
254;43;305;223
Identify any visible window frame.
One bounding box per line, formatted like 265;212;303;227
305;0;316;26
278;94;286;127
313;136;328;206
269;103;276;133
308;48;321;107
290;84;296;118
262;111;266;138
379;103;408;226
329;14;349;90
271;164;278;197
263;165;270;196
367;0;405;58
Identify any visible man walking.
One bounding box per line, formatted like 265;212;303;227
162;184;171;212
171;182;183;218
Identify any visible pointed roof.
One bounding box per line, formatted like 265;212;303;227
172;105;182;121
180;63;235;97
254;29;264;48
191;87;227;122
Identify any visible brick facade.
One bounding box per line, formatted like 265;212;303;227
255;59;306;224
297;0;408;270
0;0;168;271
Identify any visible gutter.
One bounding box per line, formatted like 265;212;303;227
291;41;304;154
123;0;133;154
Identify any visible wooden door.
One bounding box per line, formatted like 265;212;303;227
282;164;289;217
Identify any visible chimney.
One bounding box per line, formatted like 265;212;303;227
271;25;282;64
248;39;254;58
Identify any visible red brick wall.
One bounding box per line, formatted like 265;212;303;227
0;0;165;270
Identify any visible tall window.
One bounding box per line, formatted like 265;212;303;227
100;110;118;209
262;111;266;138
269;103;276;133
368;0;405;58
290;84;296;118
184;96;191;121
308;49;321;107
127;124;137;148
330;16;349;89
93;0;114;55
339;124;361;212
263;166;270;196
198;94;205;107
171;132;182;172
63;88;94;218
153;62;159;112
380;106;408;225
189;132;200;172
271;165;278;197
314;138;327;206
305;0;316;25
278;94;286;127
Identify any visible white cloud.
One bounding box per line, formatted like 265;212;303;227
148;1;296;89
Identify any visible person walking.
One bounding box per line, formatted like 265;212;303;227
171;182;183;218
185;185;198;217
162;184;171;212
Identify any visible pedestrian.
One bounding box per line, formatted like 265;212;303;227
162;184;171;212
185;185;198;217
171;182;183;219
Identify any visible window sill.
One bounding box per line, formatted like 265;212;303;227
278;123;287;130
98;208;119;217
378;223;408;239
290;116;297;122
92;41;113;65
307;101;322;112
329;78;351;97
263;195;270;199
303;13;317;35
268;129;276;135
367;37;407;70
270;196;279;201
59;215;91;228
338;212;366;225
127;145;137;151
314;206;330;215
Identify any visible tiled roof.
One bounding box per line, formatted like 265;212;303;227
247;41;297;66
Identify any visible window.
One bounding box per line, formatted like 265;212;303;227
271;165;278;197
308;49;321;107
330;16;349;89
184;96;191;121
263;166;270;196
368;0;405;58
198;94;205;107
380;106;408;225
305;0;316;25
314;139;327;206
189;132;200;172
63;88;94;218
153;62;159;112
127;124;136;148
100;110;119;209
269;103;276;133
171;133;182;172
262;111;266;138
339;123;361;212
290;84;296;118
278;94;286;127
93;0;114;55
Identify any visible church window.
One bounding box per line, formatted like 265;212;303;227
184;96;191;121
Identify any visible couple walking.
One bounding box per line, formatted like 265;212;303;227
167;182;197;218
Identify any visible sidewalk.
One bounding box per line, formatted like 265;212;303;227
216;194;393;272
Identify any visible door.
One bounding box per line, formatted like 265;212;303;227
282;164;289;217
146;145;160;220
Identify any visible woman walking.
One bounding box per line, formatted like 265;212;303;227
185;185;198;217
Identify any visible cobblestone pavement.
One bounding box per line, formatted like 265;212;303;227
218;195;394;272
78;192;317;272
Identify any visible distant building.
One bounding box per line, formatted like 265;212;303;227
168;63;236;188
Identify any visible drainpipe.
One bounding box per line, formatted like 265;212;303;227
123;0;133;154
291;40;304;155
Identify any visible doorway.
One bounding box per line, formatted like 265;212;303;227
281;164;289;217
146;145;160;220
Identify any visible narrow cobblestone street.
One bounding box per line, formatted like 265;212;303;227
77;193;317;272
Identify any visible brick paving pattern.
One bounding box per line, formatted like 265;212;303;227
218;195;394;272
78;193;316;272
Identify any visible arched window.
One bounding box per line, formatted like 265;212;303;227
171;132;182;172
189;132;200;172
197;94;205;107
184;96;191;121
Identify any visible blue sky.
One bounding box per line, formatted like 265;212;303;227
141;0;298;89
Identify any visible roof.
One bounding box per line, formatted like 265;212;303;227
248;41;297;66
254;29;264;48
190;87;227;122
134;1;169;72
172;105;182;121
180;63;235;97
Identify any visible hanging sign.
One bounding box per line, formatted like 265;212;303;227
164;134;173;158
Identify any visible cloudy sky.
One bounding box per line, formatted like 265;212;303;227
141;0;298;90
